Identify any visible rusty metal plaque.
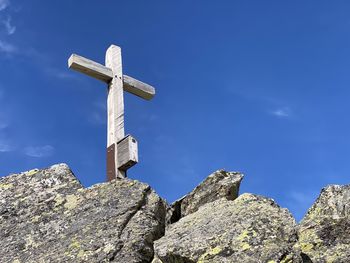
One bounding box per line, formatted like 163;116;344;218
106;143;116;181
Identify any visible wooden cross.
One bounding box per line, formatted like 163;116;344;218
68;45;155;181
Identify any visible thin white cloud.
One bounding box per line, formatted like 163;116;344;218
290;191;316;205
93;100;107;111
44;67;78;80
24;145;55;158
286;190;319;221
0;144;11;152
3;16;15;35
0;0;9;11
88;100;107;125
88;111;106;125
0;138;13;152
0;40;16;53
0;122;8;130
270;107;292;118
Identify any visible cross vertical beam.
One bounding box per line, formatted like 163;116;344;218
106;45;125;179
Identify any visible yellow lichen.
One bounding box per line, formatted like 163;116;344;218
69;240;81;250
103;243;115;253
210;247;222;255
298;227;323;251
77;250;86;258
31;215;41;223
238;230;250;241
54;194;65;207
25;235;38;250
300;242;314;252
0;183;14;189
280;254;294;263
64;194;80;210
197;246;223;263
241;243;251;251
237;228;256;252
26;169;39;176
267;261;276;263
12;260;21;263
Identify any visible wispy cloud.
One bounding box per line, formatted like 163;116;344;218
0;143;11;152
0;0;9;11
270;107;292;118
88;100;106;125
88;111;106;125
290;191;316;205
0;91;12;151
0;138;13;152
2;16;15;35
0;40;16;53
226;83;296;121
0;122;8;130
0;144;11;152
94;100;107;111
286;190;319;221
24;145;55;158
44;67;78;80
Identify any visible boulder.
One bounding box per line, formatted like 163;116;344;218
0;164;166;263
297;184;350;262
167;170;243;224
154;193;301;263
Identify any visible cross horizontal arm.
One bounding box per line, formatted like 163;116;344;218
123;75;155;100
68;54;113;83
68;54;155;100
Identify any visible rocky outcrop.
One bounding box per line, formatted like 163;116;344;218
2;164;350;262
297;184;350;262
0;164;166;263
154;194;301;263
167;170;243;224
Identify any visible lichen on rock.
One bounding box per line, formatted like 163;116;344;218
297;184;350;262
3;163;350;262
167;169;243;224
154;193;302;263
0;164;167;263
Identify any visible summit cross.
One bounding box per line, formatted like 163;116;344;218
68;45;155;181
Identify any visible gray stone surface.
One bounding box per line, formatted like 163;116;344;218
297;184;350;262
4;163;350;263
167;170;243;224
154;194;302;263
0;164;166;263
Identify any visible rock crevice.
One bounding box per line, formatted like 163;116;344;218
1;165;350;262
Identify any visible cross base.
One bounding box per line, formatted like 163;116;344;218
107;134;138;181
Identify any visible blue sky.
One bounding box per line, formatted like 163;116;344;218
1;1;350;221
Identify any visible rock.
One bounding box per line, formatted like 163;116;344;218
0;164;166;263
154;193;301;263
9;163;350;262
297;184;350;262
167;170;243;224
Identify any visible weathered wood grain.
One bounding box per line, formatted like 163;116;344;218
123;75;155;100
68;54;113;83
117;135;138;170
106;45;125;178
